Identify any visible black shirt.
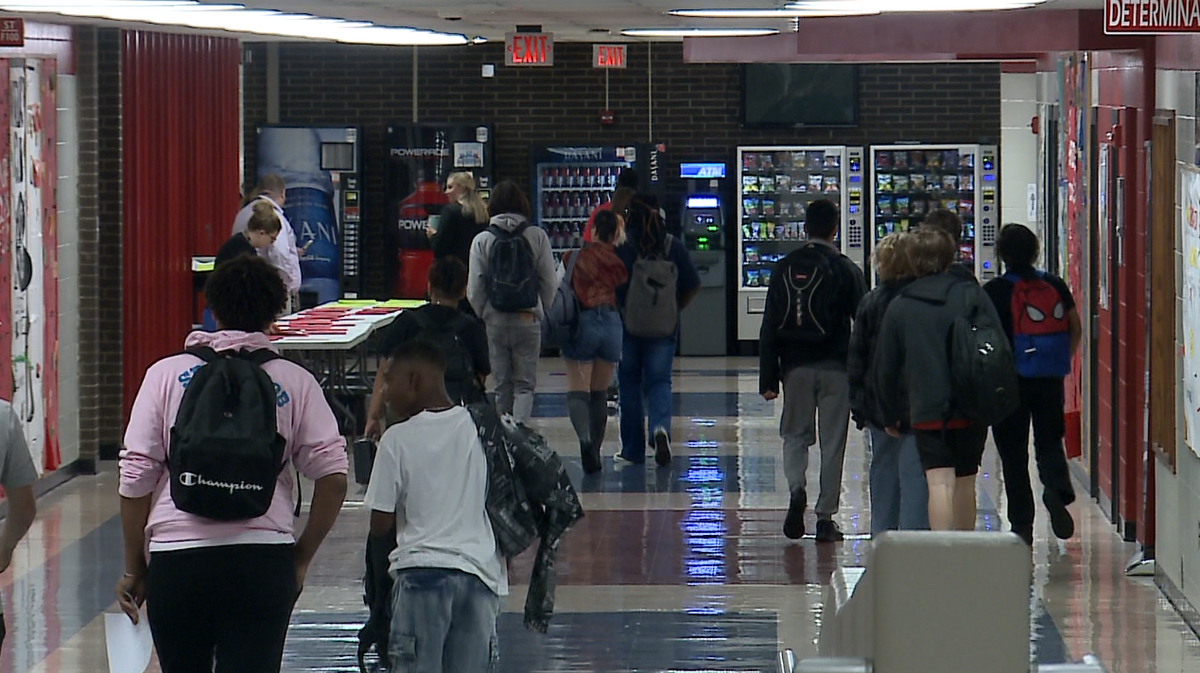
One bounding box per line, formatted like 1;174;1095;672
431;203;486;267
376;304;491;377
982;264;1076;342
215;233;255;267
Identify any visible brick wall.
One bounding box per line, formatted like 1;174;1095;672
243;42;1000;295
78;27;125;458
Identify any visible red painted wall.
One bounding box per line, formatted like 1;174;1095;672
1091;49;1153;543
121;31;240;418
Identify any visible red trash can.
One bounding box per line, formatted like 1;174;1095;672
395;249;434;299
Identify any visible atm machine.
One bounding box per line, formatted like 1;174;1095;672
679;162;728;356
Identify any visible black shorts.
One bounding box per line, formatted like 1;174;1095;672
914;424;988;477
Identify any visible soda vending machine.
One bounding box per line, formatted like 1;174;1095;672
735;146;866;343
256;126;363;303
869;144;999;281
532;143;666;260
387;123;494;297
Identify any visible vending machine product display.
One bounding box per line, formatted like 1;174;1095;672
532;144;666;260
869;144;999;281
736;146;865;342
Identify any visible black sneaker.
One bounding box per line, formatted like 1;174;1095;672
815;519;845;543
783;492;806;540
1043;490;1075;540
653;429;672;467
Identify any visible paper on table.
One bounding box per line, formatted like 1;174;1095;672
105;608;154;673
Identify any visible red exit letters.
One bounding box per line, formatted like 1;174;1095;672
505;32;554;66
593;44;628;69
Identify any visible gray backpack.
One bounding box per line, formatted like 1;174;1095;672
623;234;678;338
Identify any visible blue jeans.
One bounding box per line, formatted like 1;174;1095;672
561;307;623;363
868;426;929;535
389;568;501;673
618;333;676;461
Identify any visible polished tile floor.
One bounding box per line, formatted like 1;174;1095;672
3;356;1200;672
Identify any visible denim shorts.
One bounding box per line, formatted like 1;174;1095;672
561;307;623;363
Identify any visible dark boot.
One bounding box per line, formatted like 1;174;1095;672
585;391;608;473
569;391;601;474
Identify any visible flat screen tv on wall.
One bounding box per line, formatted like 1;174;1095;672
742;63;859;128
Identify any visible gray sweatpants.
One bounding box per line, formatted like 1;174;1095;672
780;363;851;518
486;319;541;424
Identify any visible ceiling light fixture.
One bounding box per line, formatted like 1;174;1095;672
669;7;879;18
622;27;779;38
0;0;469;45
785;0;1044;12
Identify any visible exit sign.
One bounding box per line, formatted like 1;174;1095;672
0;18;23;48
505;32;554;67
1105;0;1200;33
593;44;627;69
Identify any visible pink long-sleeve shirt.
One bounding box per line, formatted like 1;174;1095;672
119;330;347;550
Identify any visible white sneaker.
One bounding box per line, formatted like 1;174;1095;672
612;454;643;469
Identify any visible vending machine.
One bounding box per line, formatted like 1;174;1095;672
869;144;999;281
679;162;728;356
257;126;363;303
532;143;666;260
735;146;866;342
386;123;494;298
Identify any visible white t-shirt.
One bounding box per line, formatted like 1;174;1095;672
363;406;508;597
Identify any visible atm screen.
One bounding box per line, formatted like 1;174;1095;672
686;196;720;209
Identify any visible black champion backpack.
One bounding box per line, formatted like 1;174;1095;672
775;242;844;344
410;310;483;404
486;222;540;312
168;347;287;521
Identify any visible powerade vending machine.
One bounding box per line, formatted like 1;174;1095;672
735;146;866;343
257;126;363;303
532;143;666;261
869;144;999;282
679;162;728;356
386;123;494;298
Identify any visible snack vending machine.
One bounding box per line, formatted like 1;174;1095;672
736;146;866;342
532;144;666;260
869;144;999;281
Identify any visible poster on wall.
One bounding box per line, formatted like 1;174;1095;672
1180;166;1200;456
1060;53;1090;461
0;58;60;475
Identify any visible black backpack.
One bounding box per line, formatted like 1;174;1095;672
946;288;1021;426
410;310;483;405
775;243;844;344
167;347;287;521
486;222;540;312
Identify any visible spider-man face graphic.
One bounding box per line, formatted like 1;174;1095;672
1013;282;1067;336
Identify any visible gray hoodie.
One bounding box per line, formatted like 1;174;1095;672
467;213;557;325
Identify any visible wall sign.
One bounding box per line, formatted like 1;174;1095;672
1105;0;1200;34
593;44;627;69
505;32;554;66
0;19;22;47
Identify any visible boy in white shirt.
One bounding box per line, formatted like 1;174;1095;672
364;340;507;673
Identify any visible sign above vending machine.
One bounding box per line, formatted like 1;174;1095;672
506;32;554;66
1105;0;1200;33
